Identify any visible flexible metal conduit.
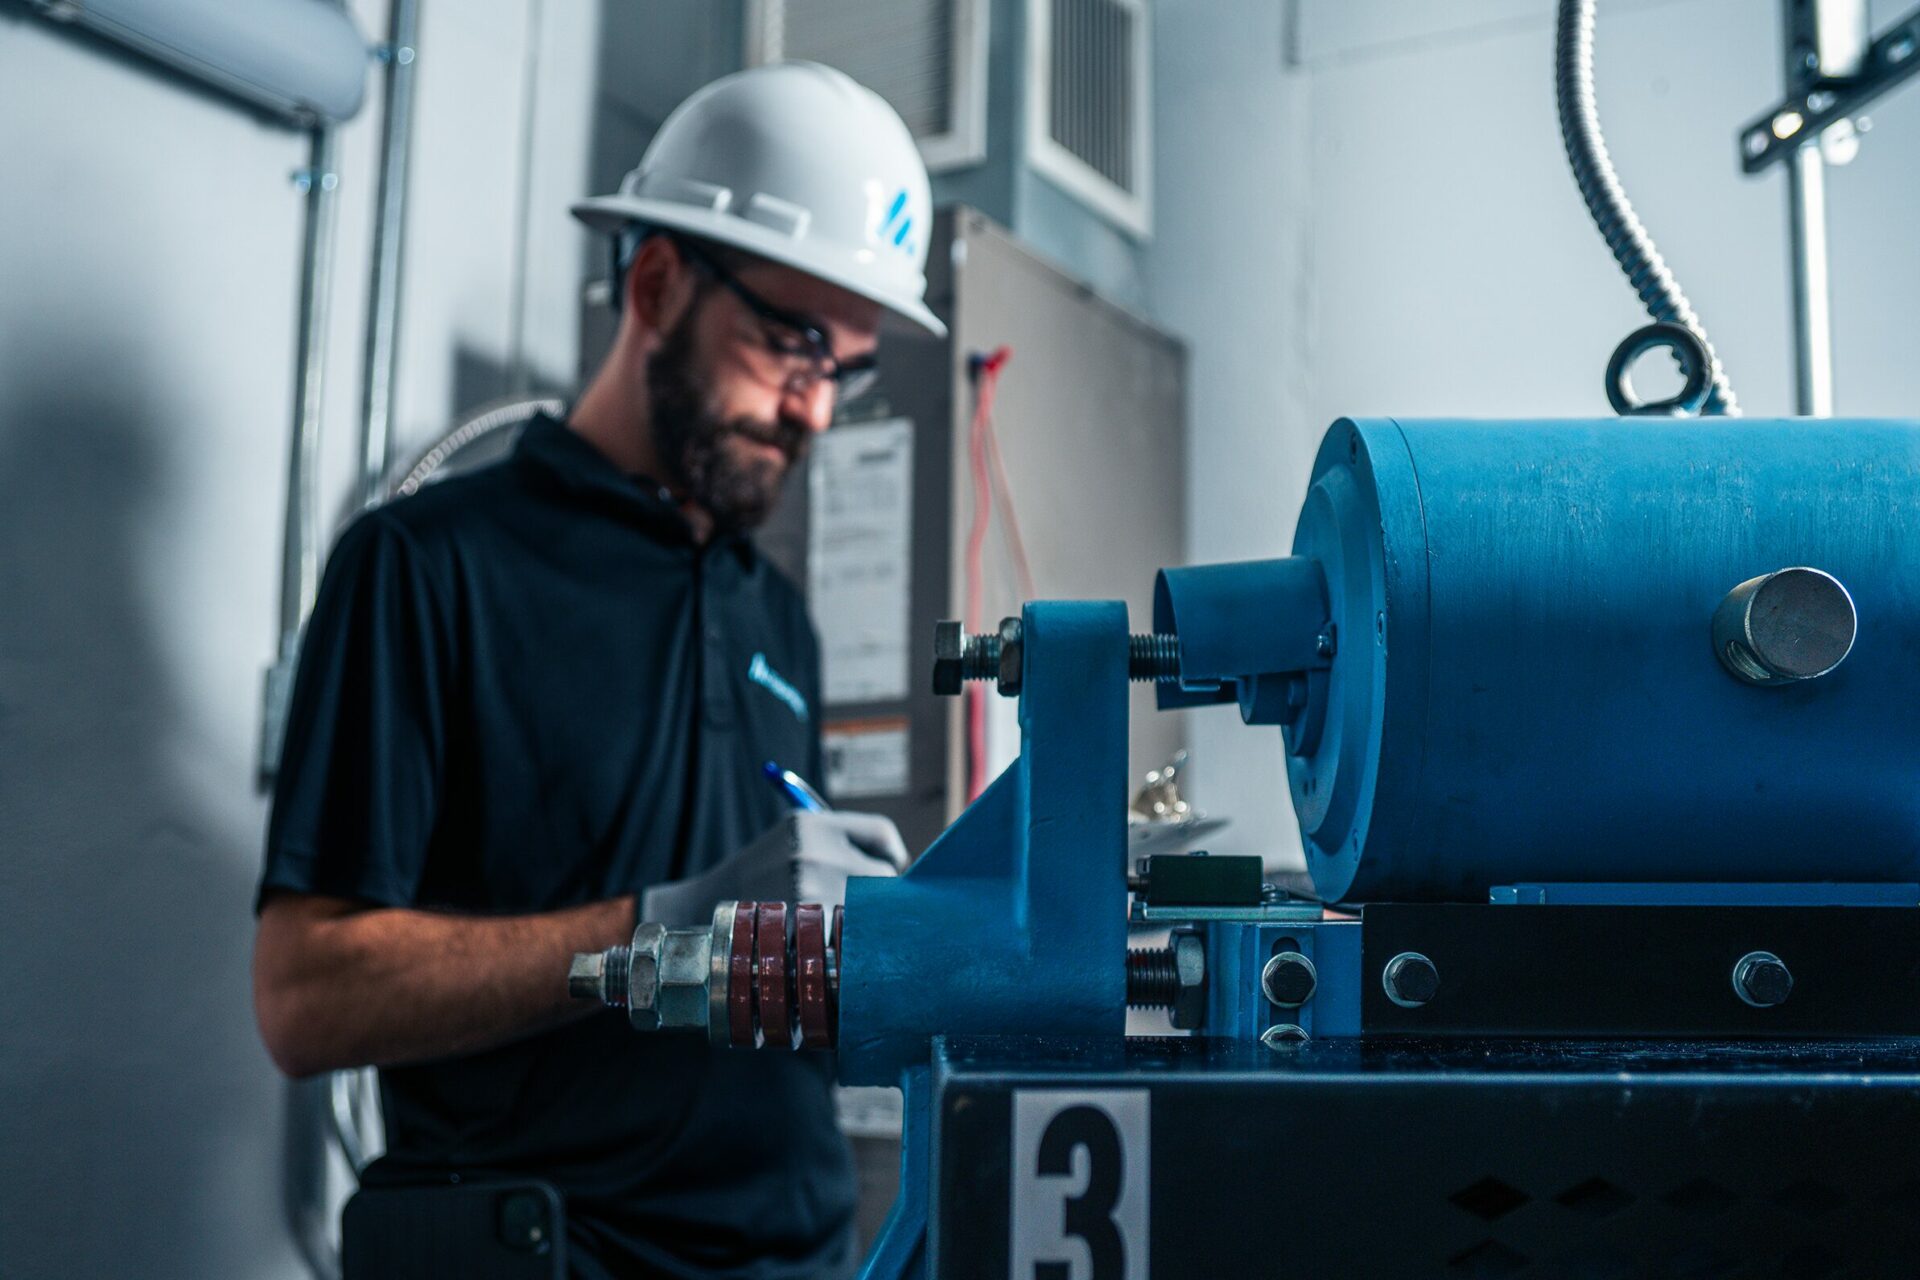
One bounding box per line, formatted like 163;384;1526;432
394;397;566;497
1555;0;1740;415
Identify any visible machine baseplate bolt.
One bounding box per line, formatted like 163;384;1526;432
1733;950;1793;1007
1260;1024;1310;1049
1383;951;1440;1009
1262;951;1318;1008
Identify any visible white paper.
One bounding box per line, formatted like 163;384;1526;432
823;718;911;799
809;418;913;705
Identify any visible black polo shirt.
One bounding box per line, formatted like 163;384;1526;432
260;414;854;1279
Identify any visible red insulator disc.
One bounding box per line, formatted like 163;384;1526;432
755;902;791;1049
828;904;844;1034
728;902;757;1049
794;904;832;1049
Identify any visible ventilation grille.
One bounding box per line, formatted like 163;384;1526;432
1027;0;1150;236
749;0;985;170
1046;0;1137;192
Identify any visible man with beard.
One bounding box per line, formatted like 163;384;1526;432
251;64;945;1279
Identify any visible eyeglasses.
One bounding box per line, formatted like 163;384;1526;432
673;237;881;406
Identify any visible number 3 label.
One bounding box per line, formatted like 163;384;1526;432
1009;1091;1149;1280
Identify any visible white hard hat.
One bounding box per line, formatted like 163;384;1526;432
572;62;946;338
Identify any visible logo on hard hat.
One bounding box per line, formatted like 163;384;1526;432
867;184;920;260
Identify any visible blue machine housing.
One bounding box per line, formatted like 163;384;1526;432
1165;418;1920;903
830;417;1920;1280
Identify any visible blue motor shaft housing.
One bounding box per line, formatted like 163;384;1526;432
1271;418;1920;902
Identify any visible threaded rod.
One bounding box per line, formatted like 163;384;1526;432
961;635;1002;680
603;945;630;1008
949;632;1177;683
1128;633;1180;682
938;622;1180;694
1126;946;1179;1009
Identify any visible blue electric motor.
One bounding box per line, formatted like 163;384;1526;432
1158;418;1920;903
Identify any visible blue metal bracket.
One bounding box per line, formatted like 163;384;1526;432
1201;916;1363;1039
856;1066;929;1280
838;600;1133;1086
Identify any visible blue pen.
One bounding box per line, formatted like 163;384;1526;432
763;761;831;812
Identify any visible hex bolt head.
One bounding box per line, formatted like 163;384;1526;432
568;950;608;1002
932;621;966;696
1262;951;1318;1008
1170;931;1208;1030
1383;951;1439;1009
1733;951;1794;1008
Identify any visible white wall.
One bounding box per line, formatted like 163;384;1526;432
0;2;601;1275
1148;0;1920;870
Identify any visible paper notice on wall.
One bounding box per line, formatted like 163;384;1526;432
809;418;913;705
824;717;911;799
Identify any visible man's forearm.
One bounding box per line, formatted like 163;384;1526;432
254;893;634;1078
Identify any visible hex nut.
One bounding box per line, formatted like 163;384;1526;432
656;928;714;1031
626;923;666;1031
933;621;966;696
996;616;1025;696
1262;951;1318;1008
1170;931;1208;1030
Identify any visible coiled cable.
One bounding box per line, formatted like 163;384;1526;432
1555;0;1739;415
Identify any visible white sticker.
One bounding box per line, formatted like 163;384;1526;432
1010;1091;1149;1280
808;418;913;705
823;718;911;799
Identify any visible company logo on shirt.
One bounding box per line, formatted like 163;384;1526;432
749;652;809;723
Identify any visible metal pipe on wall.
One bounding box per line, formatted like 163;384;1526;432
1786;147;1834;416
505;0;546;396
1783;0;1870;417
355;0;421;507
261;125;343;780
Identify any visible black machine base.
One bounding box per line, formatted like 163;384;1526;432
932;1036;1920;1279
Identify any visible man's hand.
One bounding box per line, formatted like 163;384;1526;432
639;811;908;928
252;892;635;1078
